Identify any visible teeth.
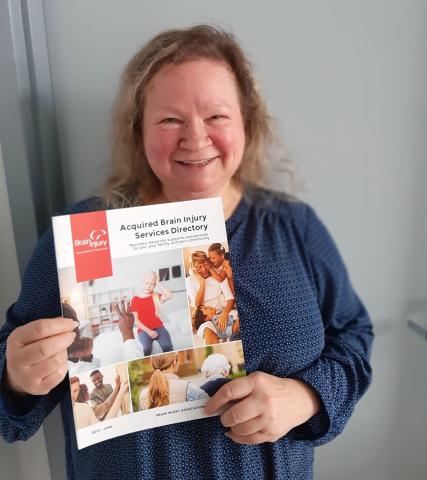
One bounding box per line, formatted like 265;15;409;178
177;157;216;166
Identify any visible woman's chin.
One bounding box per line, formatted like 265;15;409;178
162;179;232;201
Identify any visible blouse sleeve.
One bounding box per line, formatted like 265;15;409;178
289;205;374;446
0;227;68;442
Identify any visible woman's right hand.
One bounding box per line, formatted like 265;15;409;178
4;317;78;396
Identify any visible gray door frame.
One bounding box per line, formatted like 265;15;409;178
1;1;67;478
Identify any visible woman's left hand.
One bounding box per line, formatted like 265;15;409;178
216;311;228;332
204;372;320;444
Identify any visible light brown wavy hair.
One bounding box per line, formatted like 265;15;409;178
189;250;209;274
103;24;275;208
147;352;178;409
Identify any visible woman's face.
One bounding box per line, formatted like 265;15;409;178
143;59;245;201
193;260;210;278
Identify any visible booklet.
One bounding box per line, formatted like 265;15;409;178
52;198;246;449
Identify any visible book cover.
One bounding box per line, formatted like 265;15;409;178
52;198;246;449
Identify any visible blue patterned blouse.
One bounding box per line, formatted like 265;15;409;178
0;188;373;479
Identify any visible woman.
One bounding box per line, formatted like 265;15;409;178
186;250;234;338
199;353;231;397
139;352;208;410
70;377;98;430
130;270;173;356
0;25;373;479
187;250;234;339
75;383;90;403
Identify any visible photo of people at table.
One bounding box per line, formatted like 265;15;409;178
127;342;246;411
182;243;241;346
70;363;131;430
58;249;194;372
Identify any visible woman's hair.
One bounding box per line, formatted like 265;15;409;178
201;354;230;378
208;243;225;255
192;307;208;333
103;24;275;207
189;251;209;273
70;376;80;385
147;352;178;409
76;383;89;403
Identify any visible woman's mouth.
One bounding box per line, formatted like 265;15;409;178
174;156;218;167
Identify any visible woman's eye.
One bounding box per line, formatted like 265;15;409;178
161;118;180;124
209;115;225;120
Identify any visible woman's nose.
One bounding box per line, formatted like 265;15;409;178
179;119;211;151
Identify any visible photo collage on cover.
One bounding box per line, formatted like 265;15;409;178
58;242;246;430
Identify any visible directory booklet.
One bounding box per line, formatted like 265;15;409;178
52;198;246;449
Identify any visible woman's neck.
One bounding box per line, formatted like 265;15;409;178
162;367;176;374
154;182;243;220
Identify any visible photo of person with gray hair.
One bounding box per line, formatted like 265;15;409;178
200;353;232;396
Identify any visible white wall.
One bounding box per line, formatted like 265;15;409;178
41;0;427;325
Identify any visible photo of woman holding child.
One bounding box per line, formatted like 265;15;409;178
184;244;241;345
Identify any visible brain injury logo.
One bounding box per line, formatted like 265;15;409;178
90;229;107;241
70;211;112;282
74;229;108;249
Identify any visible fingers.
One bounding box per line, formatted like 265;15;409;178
225;431;269;445
120;298;132;315
114;299;132;318
218;317;227;332
205;376;256;415
19;350;69;396
125;300;132;314
23;331;76;365
14;317;78;345
119;379;129;393
6;317;78;395
31;349;69;381
226;416;264;437
220;395;264;428
38;365;69;396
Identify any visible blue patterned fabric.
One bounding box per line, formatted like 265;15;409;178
0;188;373;479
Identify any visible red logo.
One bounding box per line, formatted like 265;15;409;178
70;211;112;282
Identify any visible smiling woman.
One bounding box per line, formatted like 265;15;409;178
104;25;272;215
143;59;245;205
0;24;373;480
